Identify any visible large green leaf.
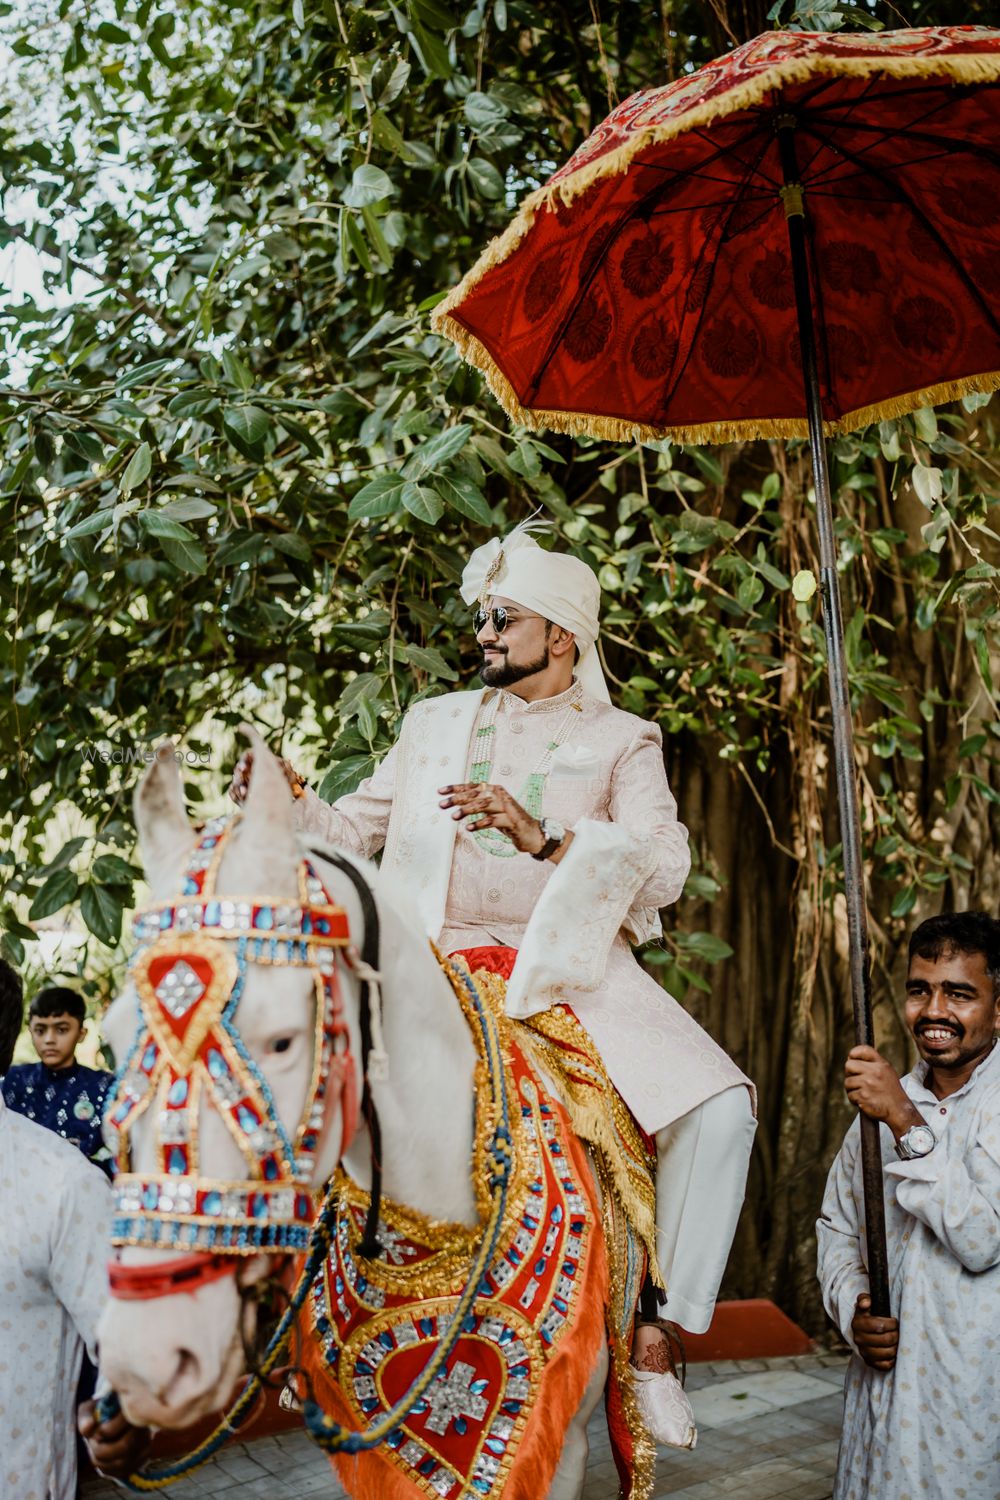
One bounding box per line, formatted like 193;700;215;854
343;165;395;208
348;474;408;519
403;424;472;480
119;441;153;493
402;644;459;680
81;883;124;945
29;869;80;921
161;534;209;573
223;405;270;454
318;755;378;801
401;482;444;524
436;474;493;524
139;511;197;540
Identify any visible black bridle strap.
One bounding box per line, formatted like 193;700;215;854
311;849;384;1259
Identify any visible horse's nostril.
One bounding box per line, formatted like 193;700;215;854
164;1348;203;1407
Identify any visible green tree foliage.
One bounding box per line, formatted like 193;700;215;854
2;0;999;1326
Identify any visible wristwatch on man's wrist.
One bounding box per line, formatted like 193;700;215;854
532;817;567;861
895;1122;936;1160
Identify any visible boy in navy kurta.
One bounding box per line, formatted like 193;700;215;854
2;984;113;1172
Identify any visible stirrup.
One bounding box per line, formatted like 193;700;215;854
631;1318;697;1451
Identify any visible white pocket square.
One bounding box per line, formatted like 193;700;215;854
549;745;600;776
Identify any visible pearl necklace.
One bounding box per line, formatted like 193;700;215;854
467;684;584;857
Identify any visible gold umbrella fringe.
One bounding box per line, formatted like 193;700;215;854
432;313;1000;445
433;47;1000;340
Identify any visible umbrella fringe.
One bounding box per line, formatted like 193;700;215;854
434;310;1000;445
433;47;1000;338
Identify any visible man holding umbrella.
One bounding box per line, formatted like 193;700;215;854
818;910;1000;1499
233;520;756;1446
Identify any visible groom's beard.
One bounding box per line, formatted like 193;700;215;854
480;644;550;687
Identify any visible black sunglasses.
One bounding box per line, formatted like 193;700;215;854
473;605;512;634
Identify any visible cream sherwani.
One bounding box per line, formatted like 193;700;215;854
296;683;755;1329
297;683;747;1127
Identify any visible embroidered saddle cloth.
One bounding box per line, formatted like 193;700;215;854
458;946;660;1500
303;951;609;1500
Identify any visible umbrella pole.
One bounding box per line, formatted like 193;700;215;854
776;117;891;1318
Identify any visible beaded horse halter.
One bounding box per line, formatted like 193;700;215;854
105;816;361;1298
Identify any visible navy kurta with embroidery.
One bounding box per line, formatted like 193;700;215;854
2;1061;113;1172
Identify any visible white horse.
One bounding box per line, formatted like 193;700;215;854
96;730;608;1500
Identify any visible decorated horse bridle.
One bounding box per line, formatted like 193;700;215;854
104;816;361;1297
96;822;518;1491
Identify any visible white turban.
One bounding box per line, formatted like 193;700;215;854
460;523;609;702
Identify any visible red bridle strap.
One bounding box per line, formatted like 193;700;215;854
108;1251;238;1301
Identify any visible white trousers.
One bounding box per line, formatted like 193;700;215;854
654;1084;757;1334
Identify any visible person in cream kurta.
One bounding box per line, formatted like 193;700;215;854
249;524;757;1346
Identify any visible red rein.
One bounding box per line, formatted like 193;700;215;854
108;1251;238;1300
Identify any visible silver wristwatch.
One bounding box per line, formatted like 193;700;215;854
896;1122;935;1160
532;817;567;861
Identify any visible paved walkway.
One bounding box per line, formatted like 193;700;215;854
84;1353;849;1499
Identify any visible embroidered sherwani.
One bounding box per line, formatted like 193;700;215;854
296;683;749;1133
3;1060;114;1172
817;1043;1000;1500
0;1094;111;1500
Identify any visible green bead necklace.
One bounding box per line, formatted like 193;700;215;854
467;685;584;857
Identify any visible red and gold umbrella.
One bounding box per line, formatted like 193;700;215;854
434;25;1000;1315
434;25;1000;442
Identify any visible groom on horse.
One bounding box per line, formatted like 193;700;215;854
233;522;756;1439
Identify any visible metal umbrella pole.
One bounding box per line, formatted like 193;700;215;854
776;112;891;1317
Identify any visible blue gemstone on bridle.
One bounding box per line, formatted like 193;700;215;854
143;1184;159;1210
237;1104;258;1133
142;1042;157;1070
160;909;172;929
206;1048;226;1079
168;1078;189;1106
254;907;274;930
204;899;221;926
182;878;199;895
168;1147;186;1174
203;1190;222;1214
250;1194;267;1218
263;1157;280;1181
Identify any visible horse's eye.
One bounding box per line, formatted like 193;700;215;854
271;1037;293;1054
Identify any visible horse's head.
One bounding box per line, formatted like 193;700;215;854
97;728;366;1428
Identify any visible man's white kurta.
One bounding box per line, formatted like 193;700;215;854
295;682;751;1133
0;1095;112;1500
817;1043;1000;1500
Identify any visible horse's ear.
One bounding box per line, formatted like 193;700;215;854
134;742;192;895
234;723;299;875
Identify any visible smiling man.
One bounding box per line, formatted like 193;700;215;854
818;910;1000;1500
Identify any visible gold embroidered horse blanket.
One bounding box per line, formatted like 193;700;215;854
302;950;657;1500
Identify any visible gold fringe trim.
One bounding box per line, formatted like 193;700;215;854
432;314;1000;443
454;965;659;1496
611;1338;658;1500
433;43;1000;342
516;1007;662;1289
